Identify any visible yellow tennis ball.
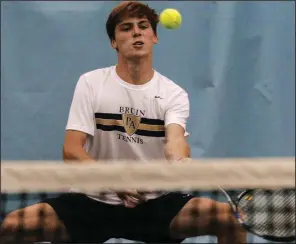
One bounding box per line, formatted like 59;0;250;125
159;8;182;29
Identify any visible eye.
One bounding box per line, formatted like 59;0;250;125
121;27;130;31
139;25;148;30
120;25;131;31
139;22;149;29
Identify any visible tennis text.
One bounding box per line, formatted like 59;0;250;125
117;134;144;144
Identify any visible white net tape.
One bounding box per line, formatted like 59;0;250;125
2;157;295;193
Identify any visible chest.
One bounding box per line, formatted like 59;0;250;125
95;84;166;121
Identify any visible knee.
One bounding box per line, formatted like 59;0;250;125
0;209;42;242
0;212;23;243
0;204;67;242
189;198;237;228
207;201;240;233
1;212;20;233
1;203;57;234
189;198;232;215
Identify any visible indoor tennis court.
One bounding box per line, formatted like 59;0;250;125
1;1;295;243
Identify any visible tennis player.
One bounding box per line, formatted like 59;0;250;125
0;2;246;243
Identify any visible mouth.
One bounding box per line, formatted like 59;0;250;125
132;41;144;47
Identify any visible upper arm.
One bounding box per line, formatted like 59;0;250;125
165;123;191;158
65;75;95;136
165;88;190;137
165;123;186;142
63;130;93;161
63;75;95;154
64;130;88;149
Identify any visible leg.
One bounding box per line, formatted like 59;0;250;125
169;197;247;244
0;203;69;243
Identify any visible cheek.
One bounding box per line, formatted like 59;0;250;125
146;33;157;44
147;38;156;46
117;38;130;48
114;33;129;46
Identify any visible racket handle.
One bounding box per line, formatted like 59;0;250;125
219;187;237;212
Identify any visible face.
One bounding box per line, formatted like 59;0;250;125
112;17;158;59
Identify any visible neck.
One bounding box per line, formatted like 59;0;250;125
116;55;154;85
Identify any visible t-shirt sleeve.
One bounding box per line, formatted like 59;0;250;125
165;89;190;137
65;75;95;136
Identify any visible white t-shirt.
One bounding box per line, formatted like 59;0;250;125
66;65;189;204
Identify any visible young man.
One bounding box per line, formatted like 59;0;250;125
0;2;246;243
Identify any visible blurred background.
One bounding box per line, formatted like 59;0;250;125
1;1;295;243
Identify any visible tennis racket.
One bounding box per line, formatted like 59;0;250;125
219;187;295;242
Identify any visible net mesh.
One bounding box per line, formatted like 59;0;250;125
1;158;295;243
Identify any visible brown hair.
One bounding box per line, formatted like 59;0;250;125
106;1;159;41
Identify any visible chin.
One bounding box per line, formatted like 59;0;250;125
126;51;150;60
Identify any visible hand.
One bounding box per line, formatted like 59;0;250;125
168;156;192;163
117;190;148;208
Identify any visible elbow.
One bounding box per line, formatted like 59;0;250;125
185;142;191;157
180;138;191;157
165;137;191;158
62;144;71;161
62;144;78;161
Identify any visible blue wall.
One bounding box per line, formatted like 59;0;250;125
1;1;295;243
2;1;294;160
1;1;295;160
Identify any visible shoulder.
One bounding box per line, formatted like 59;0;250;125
79;66;114;85
72;66;114;98
154;70;189;101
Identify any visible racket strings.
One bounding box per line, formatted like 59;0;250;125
238;189;295;237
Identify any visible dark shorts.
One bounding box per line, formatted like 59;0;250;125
42;192;194;243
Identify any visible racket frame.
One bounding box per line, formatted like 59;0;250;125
219;187;296;243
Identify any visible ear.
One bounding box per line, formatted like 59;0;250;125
153;35;158;44
111;39;117;50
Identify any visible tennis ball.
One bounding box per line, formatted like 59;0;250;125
159;8;182;29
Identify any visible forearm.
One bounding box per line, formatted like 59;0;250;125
63;145;95;162
164;137;190;161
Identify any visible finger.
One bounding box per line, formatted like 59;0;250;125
118;193;140;204
123;198;138;208
117;191;147;203
138;190;152;195
126;195;141;204
128;191;147;202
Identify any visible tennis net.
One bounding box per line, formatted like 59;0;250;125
1;157;295;243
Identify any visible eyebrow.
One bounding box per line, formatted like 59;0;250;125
119;20;149;26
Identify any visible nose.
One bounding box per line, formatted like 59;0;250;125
132;26;142;37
